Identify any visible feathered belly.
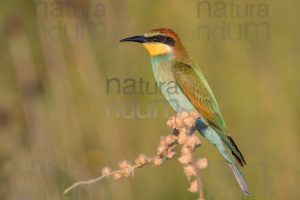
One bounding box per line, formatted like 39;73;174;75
160;82;196;112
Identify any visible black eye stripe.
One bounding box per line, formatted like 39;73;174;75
146;35;176;46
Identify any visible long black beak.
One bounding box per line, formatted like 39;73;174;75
120;35;146;43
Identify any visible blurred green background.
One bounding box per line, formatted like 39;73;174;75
0;0;299;199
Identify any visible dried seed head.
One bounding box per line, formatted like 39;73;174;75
122;168;132;177
181;146;191;155
153;157;163;166
190;111;200;119
178;146;192;164
113;172;122;180
159;137;167;146
196;158;208;170
119;160;131;169
178;132;187;144
186;134;201;149
179;127;189;135
157;144;166;155
166;149;176;159
175;117;184;128
101;167;111;177
184;165;197;178
180;111;189;119
178;154;192;165
135;154;149;166
118;160;132;177
165;135;176;145
183;117;196;128
166;119;172;128
167;116;176;128
188;180;199;193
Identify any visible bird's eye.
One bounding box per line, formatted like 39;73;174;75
157;36;164;42
147;35;175;46
152;36;161;42
149;36;163;42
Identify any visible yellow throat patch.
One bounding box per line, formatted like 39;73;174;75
142;43;172;57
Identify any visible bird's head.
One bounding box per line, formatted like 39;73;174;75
120;28;188;59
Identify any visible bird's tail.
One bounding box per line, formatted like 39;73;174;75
228;161;250;196
195;119;250;196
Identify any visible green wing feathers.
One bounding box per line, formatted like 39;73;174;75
172;61;246;166
214;128;246;166
172;62;226;131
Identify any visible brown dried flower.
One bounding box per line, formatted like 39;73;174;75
184;165;197;178
157;144;166;155
190;111;201;119
135;154;149;166
184;117;196;128
165;135;176;145
166;148;176;159
196;158;208;170
175;116;184;127
167;116;176;128
119;160;132;177
153;157;163;166
180;111;190;119
101;167;111;177
178;155;192;165
178;132;188;144
113;172;122;180
188;180;199;193
186;135;201;149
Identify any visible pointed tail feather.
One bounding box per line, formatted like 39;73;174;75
195;119;250;195
228;161;250;196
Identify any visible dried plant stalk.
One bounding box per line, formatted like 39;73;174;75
64;111;208;200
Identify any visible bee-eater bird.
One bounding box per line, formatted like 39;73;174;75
120;28;249;195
